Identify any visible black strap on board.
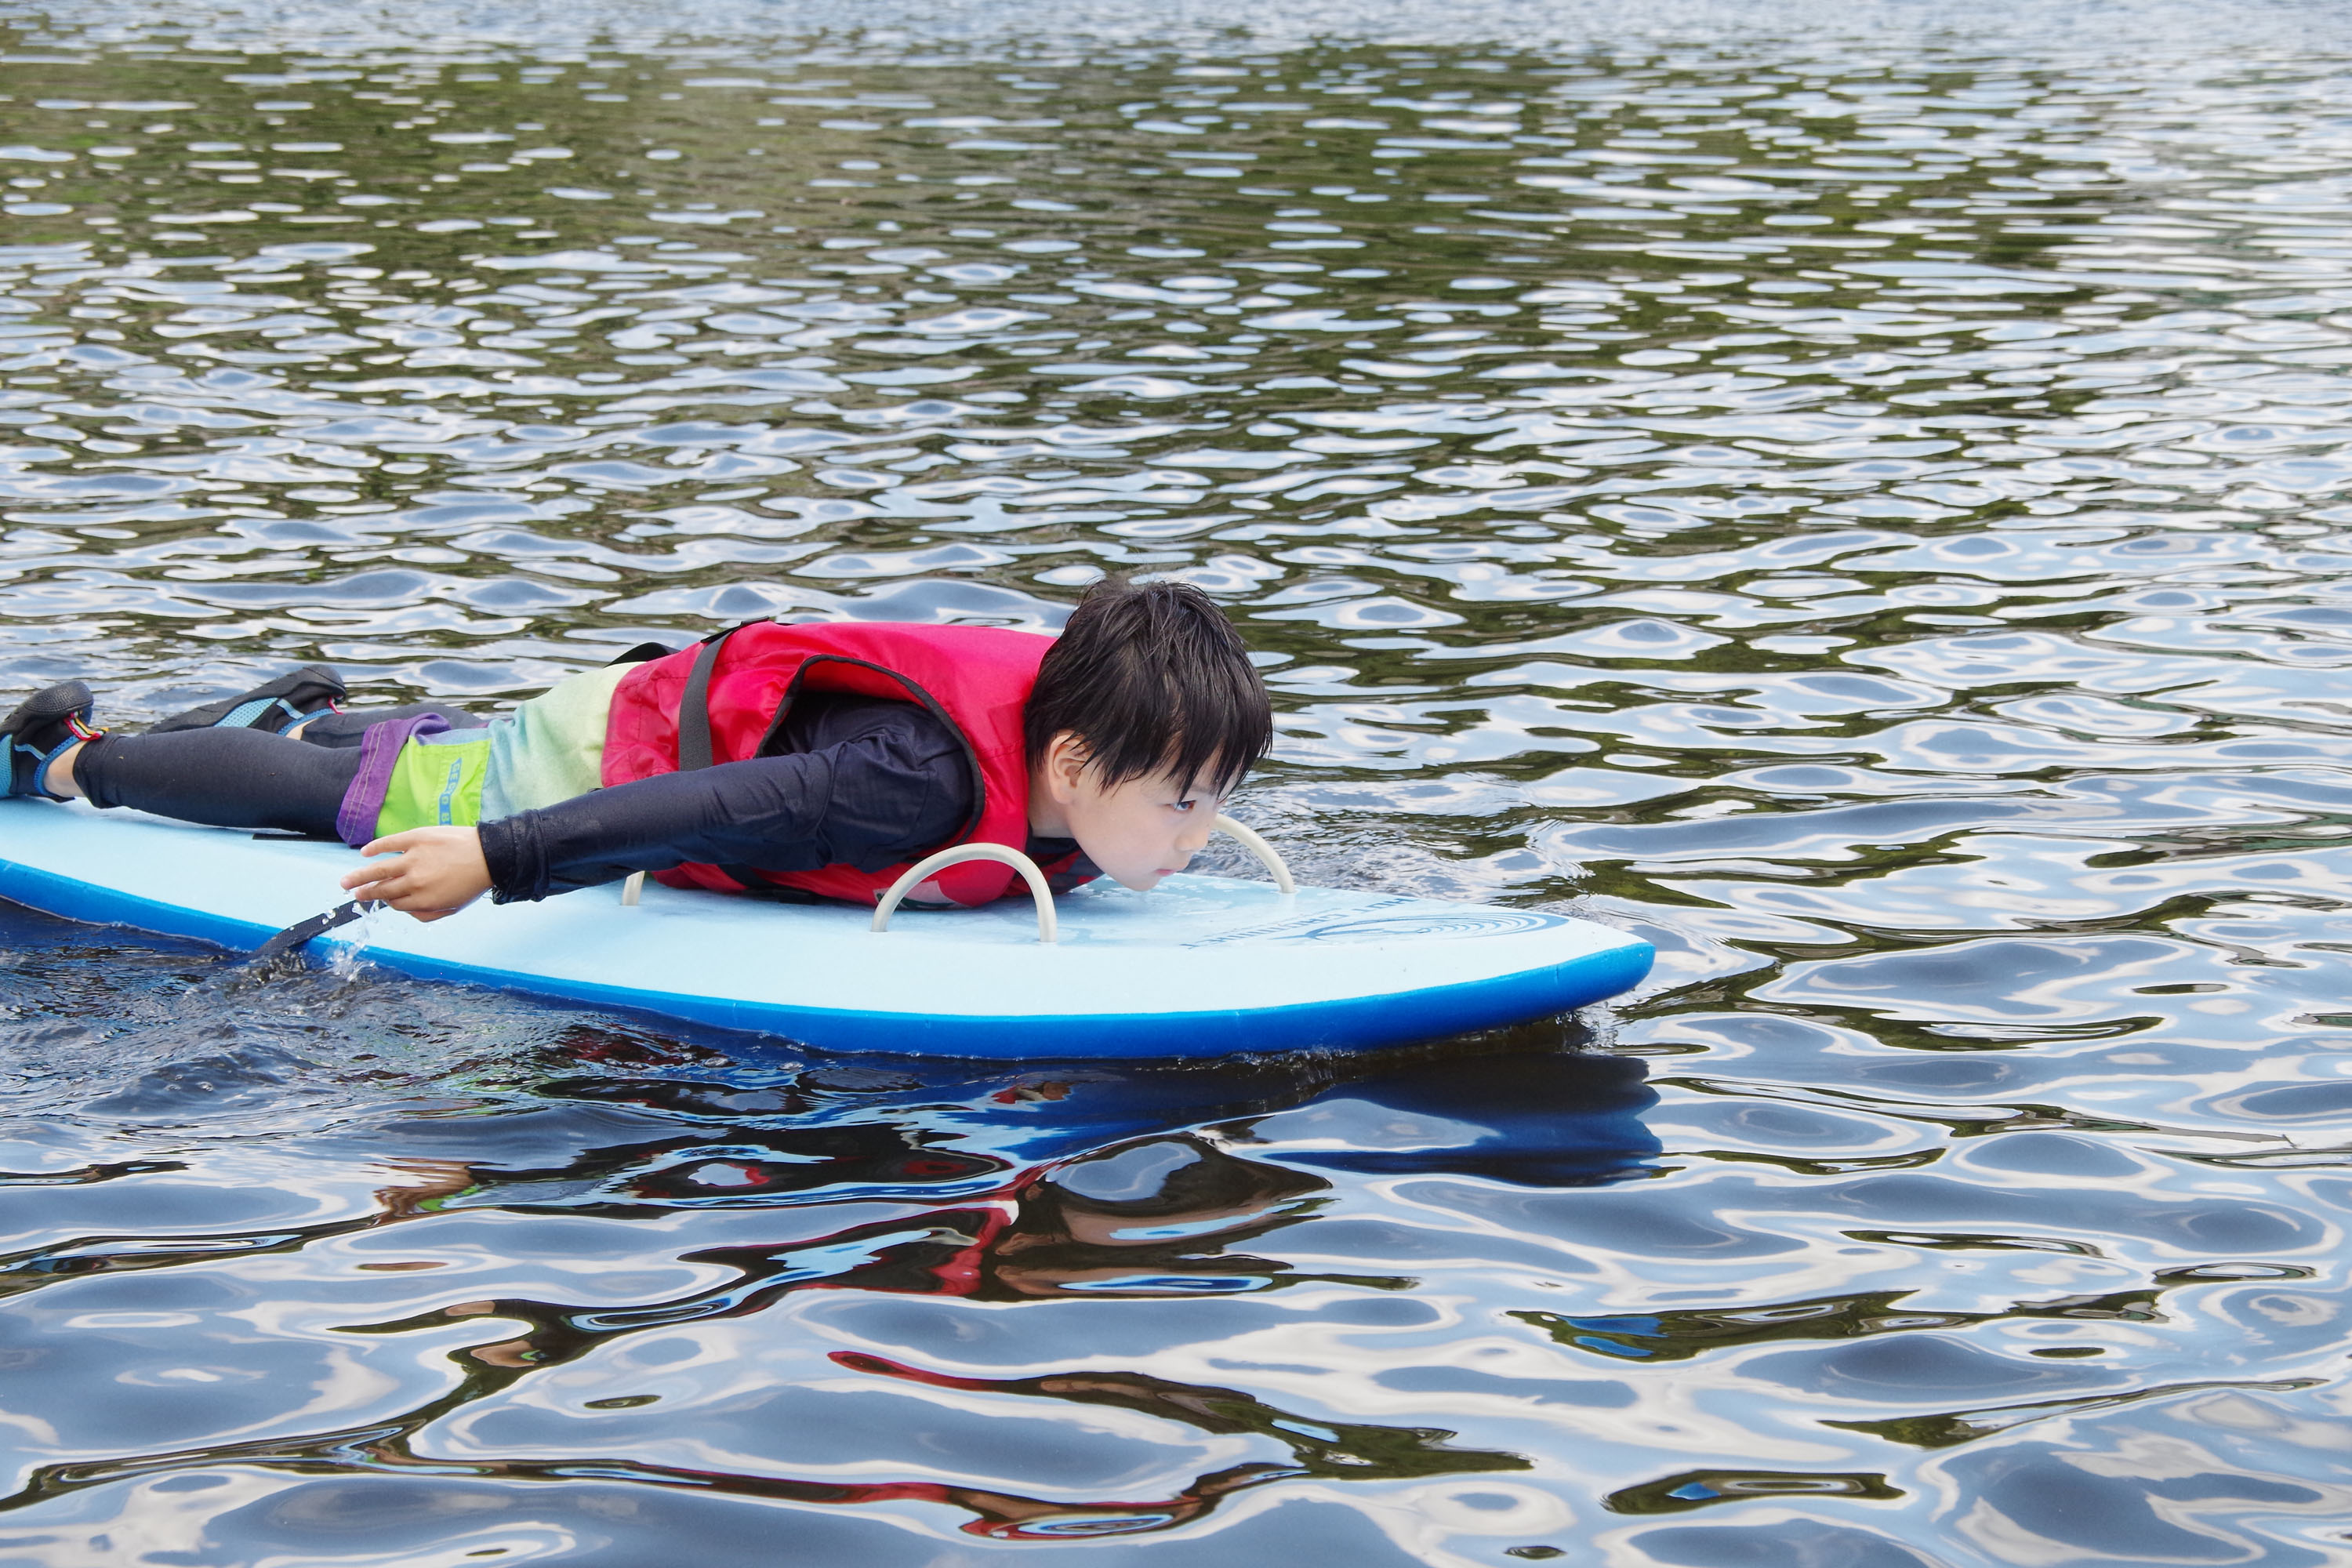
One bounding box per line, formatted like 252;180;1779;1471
252;899;368;960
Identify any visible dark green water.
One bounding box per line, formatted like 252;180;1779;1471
2;2;2350;1563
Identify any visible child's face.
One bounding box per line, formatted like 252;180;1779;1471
1034;735;1225;891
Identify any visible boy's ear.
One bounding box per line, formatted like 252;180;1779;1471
1043;731;1091;799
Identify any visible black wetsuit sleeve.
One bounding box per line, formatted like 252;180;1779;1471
477;701;973;902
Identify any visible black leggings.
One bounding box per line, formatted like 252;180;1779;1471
74;704;479;838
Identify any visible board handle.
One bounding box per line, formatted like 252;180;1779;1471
872;844;1058;944
1214;814;1296;895
621;871;645;906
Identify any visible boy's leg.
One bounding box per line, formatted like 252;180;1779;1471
146;664;481;750
70;727;363;838
149;664;349;736
289;702;481;750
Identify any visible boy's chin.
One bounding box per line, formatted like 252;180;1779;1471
1108;868;1167;892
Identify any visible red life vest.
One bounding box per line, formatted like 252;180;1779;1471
601;620;1085;906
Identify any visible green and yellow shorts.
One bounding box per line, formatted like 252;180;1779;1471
336;719;493;845
378;728;493;835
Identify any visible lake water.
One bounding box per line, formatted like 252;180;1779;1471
2;1;2350;1562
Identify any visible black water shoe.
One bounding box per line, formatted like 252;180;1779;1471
149;664;347;735
2;681;100;800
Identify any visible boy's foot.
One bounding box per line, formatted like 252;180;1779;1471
2;681;100;800
149;665;346;735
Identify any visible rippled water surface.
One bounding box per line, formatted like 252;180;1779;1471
2;1;2351;1561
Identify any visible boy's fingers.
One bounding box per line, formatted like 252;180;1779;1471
344;840;409;889
350;870;465;914
339;829;481;914
360;828;453;857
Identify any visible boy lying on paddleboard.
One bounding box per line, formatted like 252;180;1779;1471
0;580;1273;924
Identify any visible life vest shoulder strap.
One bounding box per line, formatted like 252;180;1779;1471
675;621;749;773
674;622;776;893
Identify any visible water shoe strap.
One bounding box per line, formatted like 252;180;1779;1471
9;720;99;800
215;695;317;733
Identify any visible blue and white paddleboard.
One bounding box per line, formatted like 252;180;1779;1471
0;799;1652;1059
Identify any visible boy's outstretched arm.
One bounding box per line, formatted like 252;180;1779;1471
342;826;492;921
477;713;971;902
334;702;972;916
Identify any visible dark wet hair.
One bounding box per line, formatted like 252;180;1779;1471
1025;579;1272;796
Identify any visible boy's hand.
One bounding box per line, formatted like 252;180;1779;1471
341;826;492;922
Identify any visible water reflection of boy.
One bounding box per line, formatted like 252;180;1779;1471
629;1138;1328;1304
364;1051;1659;1352
987;1135;1329;1298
